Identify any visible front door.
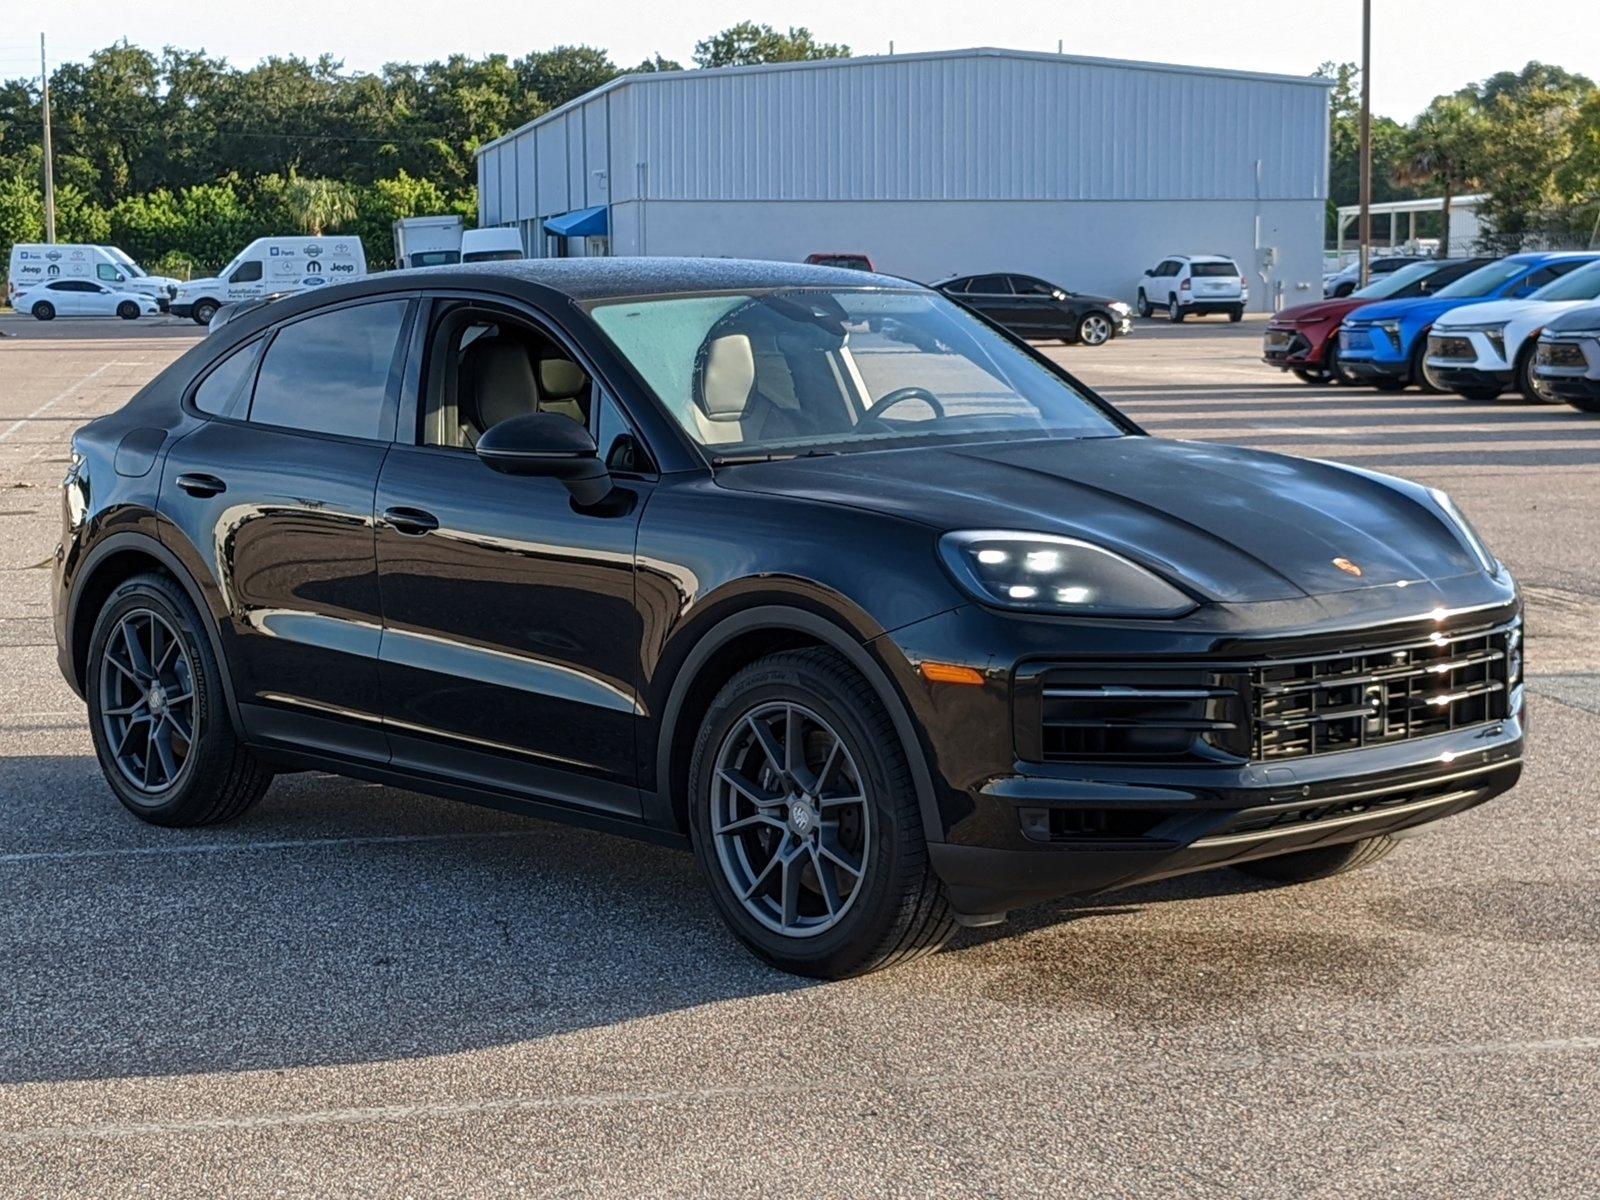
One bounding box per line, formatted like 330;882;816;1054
373;298;651;814
962;274;1024;332
159;296;414;759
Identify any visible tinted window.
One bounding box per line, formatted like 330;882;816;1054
229;260;263;284
409;251;460;268
192;339;264;417
940;279;970;294
1191;262;1240;277
249;301;408;439
1530;260;1600;301
1518;261;1590;293
1436;259;1533;299
50;280;99;293
969;275;1012;294
1010;276;1058;296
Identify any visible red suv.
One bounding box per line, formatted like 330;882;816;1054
1264;257;1491;384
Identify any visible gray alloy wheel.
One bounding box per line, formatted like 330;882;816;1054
1168;296;1184;323
116;300;140;320
1078;312;1114;346
1136;289;1152;318
709;700;872;938
191;299;219;326
97;608;198;794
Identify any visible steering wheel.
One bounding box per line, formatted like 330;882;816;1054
860;386;946;430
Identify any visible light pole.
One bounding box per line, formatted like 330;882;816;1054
41;33;57;244
1358;0;1371;287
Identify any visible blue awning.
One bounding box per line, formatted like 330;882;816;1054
543;206;608;238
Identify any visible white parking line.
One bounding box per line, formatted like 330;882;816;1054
1;1035;1595;1145
0;828;545;866
0;363;114;444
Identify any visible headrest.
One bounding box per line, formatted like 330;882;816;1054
695;333;756;421
539;357;588;400
466;340;540;432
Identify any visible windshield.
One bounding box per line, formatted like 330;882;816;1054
104;247;145;277
462;250;522;263
1530;260;1600;302
587;288;1123;460
1435;259;1530;299
410;250;461;267
1354;261;1440;299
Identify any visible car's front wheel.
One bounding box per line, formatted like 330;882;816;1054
1234;835;1398;883
85;572;273;826
688;648;954;978
190;299;220;326
1136;289;1152;319
1168;297;1184;323
1077;312;1113;346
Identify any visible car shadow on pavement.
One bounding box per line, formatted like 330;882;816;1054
0;756;813;1085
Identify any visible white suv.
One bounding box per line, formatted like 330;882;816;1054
1425;260;1600;401
1138;255;1247;323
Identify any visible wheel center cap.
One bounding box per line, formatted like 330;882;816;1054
147;685;167;714
788;798;819;837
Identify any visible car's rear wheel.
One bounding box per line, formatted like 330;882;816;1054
1410;338;1445;394
1234;835;1398;883
1136;289;1152;319
190;299;220;326
1228;306;1244;323
31;301;55;321
688;647;954;978
85;572;273;827
1168;297;1184;323
116;300;140;320
1078;312;1113;346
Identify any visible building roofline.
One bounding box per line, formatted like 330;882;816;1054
475;46;1333;157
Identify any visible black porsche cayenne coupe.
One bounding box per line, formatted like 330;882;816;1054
53;259;1524;978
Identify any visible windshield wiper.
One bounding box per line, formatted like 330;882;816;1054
711;448;838;466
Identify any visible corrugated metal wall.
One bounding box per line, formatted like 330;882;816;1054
480;51;1328;229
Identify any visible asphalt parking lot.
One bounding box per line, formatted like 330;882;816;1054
1;311;1597;1198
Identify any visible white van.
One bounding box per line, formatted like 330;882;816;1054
460;227;524;263
7;243;182;311
393;215;464;269
170;237;368;325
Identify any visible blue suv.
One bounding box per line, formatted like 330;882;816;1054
1339;252;1600;390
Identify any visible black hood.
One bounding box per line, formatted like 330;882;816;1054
713;437;1483;604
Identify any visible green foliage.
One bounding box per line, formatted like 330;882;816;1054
1315;61;1421;243
1395;94;1487;256
692;23;850;69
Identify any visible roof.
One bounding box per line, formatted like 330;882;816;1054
398;257;920;300
477;46;1334;157
1335;194;1488;218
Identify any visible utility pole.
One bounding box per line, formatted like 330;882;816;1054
41;33;56;244
1358;0;1371;287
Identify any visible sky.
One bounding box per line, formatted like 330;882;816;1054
5;0;1600;123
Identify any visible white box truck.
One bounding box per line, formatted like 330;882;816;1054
7;243;182;311
460;227;525;263
170;237;368;325
393;215;464;269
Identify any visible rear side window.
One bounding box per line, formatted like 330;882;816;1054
1191;262;1240;277
192;339;264;418
249;301;409;440
969;275;1012;294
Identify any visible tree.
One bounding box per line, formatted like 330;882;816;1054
1396;94;1485;257
1470;63;1595;251
1315;62;1418;244
515;46;619;109
280;175;358;236
692;23;850;69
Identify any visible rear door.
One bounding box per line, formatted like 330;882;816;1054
372;295;652;814
961;274;1021;329
159;296;415;759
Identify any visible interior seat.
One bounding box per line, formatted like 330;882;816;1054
538;358;591;425
696;333;820;443
459;338;541;444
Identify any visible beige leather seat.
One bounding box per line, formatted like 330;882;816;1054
538;358;590;425
460;339;541;444
696;333;819;443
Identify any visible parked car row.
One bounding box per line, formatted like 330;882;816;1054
1264;251;1600;414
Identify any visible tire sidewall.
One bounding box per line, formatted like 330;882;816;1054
192;300;219;326
687;658;915;973
117;301;139;320
33;302;54;321
85;577;223;820
1079;313;1110;346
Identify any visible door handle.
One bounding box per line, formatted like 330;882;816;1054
381;506;439;536
175;472;227;498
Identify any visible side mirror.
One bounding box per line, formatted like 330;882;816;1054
475;412;612;506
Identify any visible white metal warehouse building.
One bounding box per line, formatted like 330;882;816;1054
476;48;1331;309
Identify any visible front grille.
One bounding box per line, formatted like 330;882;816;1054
1017;619;1519;766
1428;334;1475;362
1250;623;1515;761
1538;341;1587;368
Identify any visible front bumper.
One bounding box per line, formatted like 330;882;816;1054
1426;363;1512;392
1262;326;1328;368
169;301;194;319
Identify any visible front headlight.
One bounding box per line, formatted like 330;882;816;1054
1452;321;1509;361
1110;301;1131;315
1427;487;1499;576
938;531;1197;617
1377;319;1405;352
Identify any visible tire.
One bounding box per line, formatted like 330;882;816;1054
1458;386;1503;401
116;301;140;321
1228;306;1244;323
1513;345;1544;403
1334;281;1355;298
1565;392;1600;414
190;299;220;326
1136;289;1152;319
1168;297;1185;323
1292;368;1331;386
1077;311;1114;346
687;647;954;978
1372;377;1408;392
31;301;55;322
85;571;273;827
1234;835;1399;883
1410;336;1444;394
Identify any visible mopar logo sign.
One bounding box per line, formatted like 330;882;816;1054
304;259;322;273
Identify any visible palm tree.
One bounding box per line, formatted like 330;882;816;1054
1397;95;1485;257
282;175;358;237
